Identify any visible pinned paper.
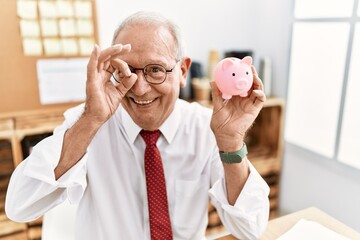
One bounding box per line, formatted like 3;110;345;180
43;39;61;56
56;1;74;17
59;19;77;36
61;38;79;55
20;20;40;37
36;58;88;104
17;0;38;19
74;1;92;18
79;38;95;56
39;1;57;18
23;38;43;56
77;19;94;36
40;19;59;37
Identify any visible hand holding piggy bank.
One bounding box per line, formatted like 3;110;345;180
214;56;253;99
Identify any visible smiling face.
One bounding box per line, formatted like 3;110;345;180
114;22;191;131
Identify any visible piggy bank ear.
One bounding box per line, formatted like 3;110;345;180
221;58;236;71
242;56;253;66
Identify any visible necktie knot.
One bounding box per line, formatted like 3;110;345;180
140;130;161;146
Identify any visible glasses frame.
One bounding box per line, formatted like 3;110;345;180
112;60;180;85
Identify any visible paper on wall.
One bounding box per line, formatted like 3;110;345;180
77;19;94;36
38;1;57;18
61;38;79;55
23;38;43;56
17;0;38;19
20;20;40;37
40;19;59;37
59;19;77;37
74;1;92;18
56;1;74;17
36;58;88;104
79;38;95;56
43;39;61;56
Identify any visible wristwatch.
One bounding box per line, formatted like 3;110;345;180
219;143;248;164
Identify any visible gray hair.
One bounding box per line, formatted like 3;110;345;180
111;11;185;60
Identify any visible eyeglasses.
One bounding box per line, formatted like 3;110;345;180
112;60;180;85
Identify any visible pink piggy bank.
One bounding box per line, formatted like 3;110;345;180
214;56;253;99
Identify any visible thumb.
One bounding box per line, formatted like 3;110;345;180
210;81;223;109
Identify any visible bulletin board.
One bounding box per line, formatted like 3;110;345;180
0;0;99;113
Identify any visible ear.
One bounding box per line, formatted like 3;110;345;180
179;57;192;88
221;58;236;71
242;56;253;66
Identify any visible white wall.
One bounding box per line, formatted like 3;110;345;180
95;0;360;232
95;0;291;98
281;144;360;231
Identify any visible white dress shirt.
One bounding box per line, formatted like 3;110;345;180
6;99;270;240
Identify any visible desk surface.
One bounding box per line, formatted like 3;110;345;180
219;207;360;240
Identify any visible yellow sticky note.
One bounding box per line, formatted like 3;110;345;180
17;0;38;19
20;20;40;37
79;38;95;56
74;1;92;18
59;19;77;37
61;38;79;55
39;1;58;18
77;19;94;36
57;1;74;17
43;39;61;56
40;19;59;37
23;38;43;56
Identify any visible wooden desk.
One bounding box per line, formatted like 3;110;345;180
219;207;360;239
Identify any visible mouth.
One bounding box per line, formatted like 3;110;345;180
130;97;158;106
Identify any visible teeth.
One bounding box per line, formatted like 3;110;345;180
133;99;155;105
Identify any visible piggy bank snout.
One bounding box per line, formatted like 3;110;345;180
235;78;249;89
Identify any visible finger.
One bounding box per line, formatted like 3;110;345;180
103;58;131;84
115;73;138;99
97;44;131;72
251;65;264;90
249;89;266;108
87;45;100;83
110;58;132;77
210;81;223;110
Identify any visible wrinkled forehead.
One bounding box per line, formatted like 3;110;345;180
114;23;177;64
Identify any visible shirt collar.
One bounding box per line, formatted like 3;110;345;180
120;100;181;144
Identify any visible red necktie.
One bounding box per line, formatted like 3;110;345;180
140;130;173;240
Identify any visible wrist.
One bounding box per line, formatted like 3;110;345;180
216;137;244;152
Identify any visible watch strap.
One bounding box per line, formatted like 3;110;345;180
219;143;248;164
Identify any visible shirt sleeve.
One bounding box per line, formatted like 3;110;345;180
209;157;270;240
5;104;88;223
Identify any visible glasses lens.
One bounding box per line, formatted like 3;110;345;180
144;65;166;83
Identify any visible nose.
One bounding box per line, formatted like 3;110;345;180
130;70;152;95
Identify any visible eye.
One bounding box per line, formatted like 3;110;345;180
146;65;164;74
246;72;249;75
232;73;235;76
151;66;161;73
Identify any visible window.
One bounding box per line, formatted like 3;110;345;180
294;0;354;18
286;0;360;168
338;23;360;168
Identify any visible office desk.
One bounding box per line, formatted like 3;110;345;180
219;207;360;239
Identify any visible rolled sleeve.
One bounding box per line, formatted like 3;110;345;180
5;104;87;222
209;161;270;239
